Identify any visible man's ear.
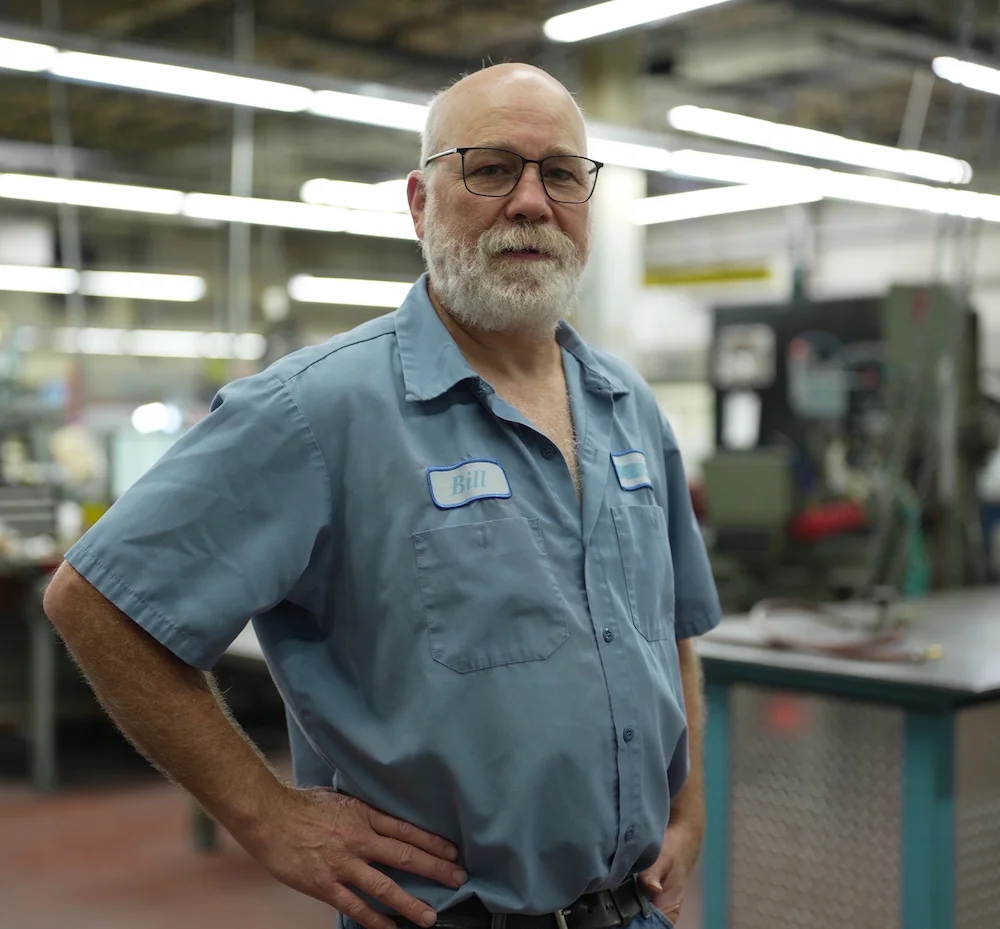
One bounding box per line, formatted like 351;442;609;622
407;171;426;241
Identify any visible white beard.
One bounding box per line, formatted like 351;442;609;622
421;197;588;334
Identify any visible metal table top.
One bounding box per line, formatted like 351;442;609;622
697;586;1000;703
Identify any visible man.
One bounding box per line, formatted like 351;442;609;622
43;63;721;929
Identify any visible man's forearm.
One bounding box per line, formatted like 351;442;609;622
43;562;283;846
669;638;705;840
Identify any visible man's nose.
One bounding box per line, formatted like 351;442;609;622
503;163;553;224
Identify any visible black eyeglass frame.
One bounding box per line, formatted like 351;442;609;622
423;146;605;204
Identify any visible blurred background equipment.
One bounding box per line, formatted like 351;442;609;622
702;284;1000;611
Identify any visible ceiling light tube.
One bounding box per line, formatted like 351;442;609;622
933;57;1000;98
0;266;205;301
586;137;673;172
0;36;58;72
629;184;822;224
668;151;1000;219
288;275;413;307
668;105;971;184
79;271;206;302
0;173;185;214
0;264;78;293
50;51;313;112
543;0;736;43
307;90;428;130
182;193;417;239
0;173;415;239
300;178;409;213
669;150;822;186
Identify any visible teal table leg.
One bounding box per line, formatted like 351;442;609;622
903;711;955;929
702;680;730;929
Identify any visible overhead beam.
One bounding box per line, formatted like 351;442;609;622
95;0;221;40
789;0;1000;65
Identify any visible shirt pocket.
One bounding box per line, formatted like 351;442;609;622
412;516;570;673
611;504;675;642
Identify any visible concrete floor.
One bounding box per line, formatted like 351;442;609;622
0;721;702;929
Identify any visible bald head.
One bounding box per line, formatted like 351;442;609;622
420;64;587;167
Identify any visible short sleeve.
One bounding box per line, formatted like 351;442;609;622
64;373;332;670
660;413;722;639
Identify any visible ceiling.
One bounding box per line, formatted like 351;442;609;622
0;0;998;336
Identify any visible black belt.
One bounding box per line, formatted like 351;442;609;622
394;878;647;929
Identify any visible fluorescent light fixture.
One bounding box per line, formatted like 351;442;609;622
182;193;417;239
587;137;673;172
934;56;1000;97
44;327;266;360
0;264;78;293
288;275;412;307
0;173;185;214
0;173;416;239
666;150;1000;219
0;37;58;72
669;150;820;186
183;193;347;232
308;90;428;130
300;178;409;213
668;105;971;184
544;0;734;43
80;271;206;302
0;265;206;301
630;184;821;224
339;209;415;240
50;52;313;112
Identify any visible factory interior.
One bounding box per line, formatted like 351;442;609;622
2;0;1000;928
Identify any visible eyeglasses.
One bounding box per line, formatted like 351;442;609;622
423;146;604;204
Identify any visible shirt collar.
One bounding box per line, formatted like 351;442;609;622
395;274;480;402
395;273;630;402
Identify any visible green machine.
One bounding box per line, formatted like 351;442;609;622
703;285;998;612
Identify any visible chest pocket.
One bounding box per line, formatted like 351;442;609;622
611;505;675;642
412;516;570;673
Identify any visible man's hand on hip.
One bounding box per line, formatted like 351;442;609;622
638;820;702;927
240;786;467;929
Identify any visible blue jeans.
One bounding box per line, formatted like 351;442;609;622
340;900;675;929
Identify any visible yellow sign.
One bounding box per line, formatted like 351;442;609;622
645;265;771;287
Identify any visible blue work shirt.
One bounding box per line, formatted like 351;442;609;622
65;273;721;916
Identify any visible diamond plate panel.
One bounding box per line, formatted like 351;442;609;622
729;685;903;929
956;702;1000;929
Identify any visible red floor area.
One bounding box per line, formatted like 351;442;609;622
0;781;335;929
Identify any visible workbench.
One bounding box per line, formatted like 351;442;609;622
696;587;1000;929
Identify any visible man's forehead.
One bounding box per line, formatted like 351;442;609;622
432;69;587;153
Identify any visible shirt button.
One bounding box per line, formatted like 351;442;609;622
624;826;635;842
603;628;614;643
623;727;635;743
541;445;556;459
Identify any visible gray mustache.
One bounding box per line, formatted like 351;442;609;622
480;224;577;262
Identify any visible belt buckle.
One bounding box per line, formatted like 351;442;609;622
554;908;571;929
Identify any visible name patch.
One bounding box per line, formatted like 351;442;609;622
427;459;512;509
611;449;652;492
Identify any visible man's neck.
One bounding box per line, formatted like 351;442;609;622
428;283;563;383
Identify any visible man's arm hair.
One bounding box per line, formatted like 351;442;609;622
43;562;283;844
